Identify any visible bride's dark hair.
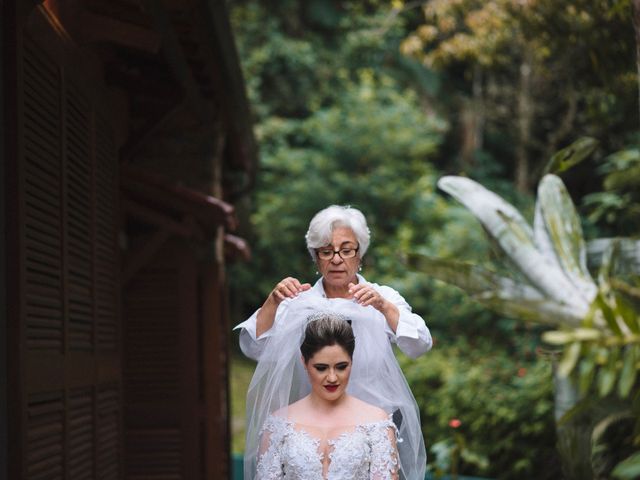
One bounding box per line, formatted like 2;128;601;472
300;314;355;362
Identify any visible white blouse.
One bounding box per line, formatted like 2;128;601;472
234;274;432;360
256;415;399;480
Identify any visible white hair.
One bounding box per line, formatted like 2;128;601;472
305;205;371;260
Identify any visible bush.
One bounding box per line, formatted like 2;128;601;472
399;340;562;479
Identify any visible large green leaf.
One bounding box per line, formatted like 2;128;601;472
536;174;597;303
473;293;584;327
543;328;602;345
558;342;582;377
597;348;620;397
542;136;599;175
618;346;637;398
613;291;640;335
578;353;596;395
407;253;519;295
437;176;588;315
612;451;640;479
408;253;584;326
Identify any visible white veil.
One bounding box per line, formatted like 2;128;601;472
243;292;427;479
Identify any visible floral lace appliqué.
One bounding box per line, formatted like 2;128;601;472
255;415;398;480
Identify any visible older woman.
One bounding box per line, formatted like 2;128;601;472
235;205;432;361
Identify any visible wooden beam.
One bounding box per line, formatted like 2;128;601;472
195;0;258;177
224;233;250;262
119;102;184;162
78;11;161;53
141;0;212;123
122;197;193;238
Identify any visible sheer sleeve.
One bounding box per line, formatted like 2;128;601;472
368;422;399;480
255;416;285;480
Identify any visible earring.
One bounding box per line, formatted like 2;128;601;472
358;265;362;272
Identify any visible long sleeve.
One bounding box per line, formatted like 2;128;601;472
368;423;399;480
234;298;297;361
371;283;432;359
255;418;285;480
234;309;268;361
234;277;432;361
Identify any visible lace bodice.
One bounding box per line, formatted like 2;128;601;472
256;415;399;480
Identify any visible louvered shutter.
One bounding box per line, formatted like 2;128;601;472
13;9;123;479
123;241;200;479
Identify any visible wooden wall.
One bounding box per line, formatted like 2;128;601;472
122;240;224;479
4;1;244;478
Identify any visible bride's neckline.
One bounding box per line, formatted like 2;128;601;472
272;414;393;441
276;415;392;447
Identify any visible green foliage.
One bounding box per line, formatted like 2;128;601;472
245;76;447;295
410;167;640;478
228;1;640;477
402;0;638;189
583;145;640;236
613;451;640;479
230;353;256;454
399;342;560;479
229;0;457;307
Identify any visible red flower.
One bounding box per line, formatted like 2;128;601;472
449;418;461;428
517;367;527;377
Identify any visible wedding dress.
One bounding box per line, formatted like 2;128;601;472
256;415;398;480
244;293;426;480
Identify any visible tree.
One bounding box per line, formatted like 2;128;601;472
229;0;450;307
401;0;637;193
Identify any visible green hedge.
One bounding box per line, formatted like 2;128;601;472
399;340;562;479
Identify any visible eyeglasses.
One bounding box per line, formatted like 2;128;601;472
315;246;360;261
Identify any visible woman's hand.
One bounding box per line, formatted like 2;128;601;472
348;282;386;310
257;277;311;337
269;277;311;305
348;282;399;333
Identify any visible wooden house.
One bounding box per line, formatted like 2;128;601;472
2;0;256;478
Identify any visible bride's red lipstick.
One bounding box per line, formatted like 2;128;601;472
324;385;339;392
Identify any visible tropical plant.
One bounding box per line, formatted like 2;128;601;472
583;145;640;237
399;341;559;479
408;141;640;478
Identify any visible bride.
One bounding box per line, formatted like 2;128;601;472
256;314;398;479
244;295;426;479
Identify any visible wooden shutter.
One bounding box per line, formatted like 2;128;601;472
13;8;123;479
123;241;200;479
22;30;64;354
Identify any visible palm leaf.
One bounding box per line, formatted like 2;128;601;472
536;174;597;302
612;452;640;479
408;253;584;326
437;176;588;314
542;136;599;175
